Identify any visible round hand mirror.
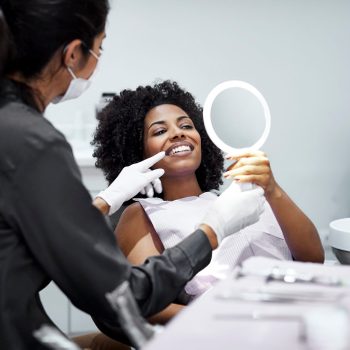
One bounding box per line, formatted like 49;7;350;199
203;80;271;154
203;80;271;191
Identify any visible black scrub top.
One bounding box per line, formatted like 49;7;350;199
0;80;212;350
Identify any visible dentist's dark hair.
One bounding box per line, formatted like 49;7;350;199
0;7;11;76
0;0;109;105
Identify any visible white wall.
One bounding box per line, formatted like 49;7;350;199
46;0;350;240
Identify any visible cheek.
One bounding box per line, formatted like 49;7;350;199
195;133;202;164
143;137;162;158
193;129;201;142
194;132;201;151
196;145;202;167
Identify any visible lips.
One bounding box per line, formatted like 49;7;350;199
165;141;195;156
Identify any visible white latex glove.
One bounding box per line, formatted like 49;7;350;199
139;171;163;198
97;152;165;215
201;182;265;244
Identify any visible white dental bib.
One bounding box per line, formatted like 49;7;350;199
135;192;292;297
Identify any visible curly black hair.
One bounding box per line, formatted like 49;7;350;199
92;80;224;195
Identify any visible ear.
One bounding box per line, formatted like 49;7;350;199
62;39;83;69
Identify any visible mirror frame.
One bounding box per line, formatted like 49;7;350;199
203;80;271;154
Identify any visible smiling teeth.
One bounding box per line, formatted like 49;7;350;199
170;145;191;156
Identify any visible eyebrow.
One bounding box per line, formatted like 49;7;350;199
148;116;191;130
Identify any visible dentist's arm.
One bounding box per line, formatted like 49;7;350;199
93;196;110;216
201;183;265;244
115;183;265;324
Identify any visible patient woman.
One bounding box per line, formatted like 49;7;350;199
92;80;324;323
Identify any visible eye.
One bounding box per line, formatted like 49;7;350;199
180;124;194;130
153;129;166;136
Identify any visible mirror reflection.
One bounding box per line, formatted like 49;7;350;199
210;87;266;150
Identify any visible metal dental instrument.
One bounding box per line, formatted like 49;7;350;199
265;266;345;287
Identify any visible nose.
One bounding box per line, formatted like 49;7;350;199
169;126;185;141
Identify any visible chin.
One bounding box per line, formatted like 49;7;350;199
164;160;200;176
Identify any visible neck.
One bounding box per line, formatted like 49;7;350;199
8;73;55;112
161;173;203;201
7;55;66;112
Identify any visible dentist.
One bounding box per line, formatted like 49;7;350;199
0;1;265;349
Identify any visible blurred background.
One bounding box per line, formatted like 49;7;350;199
42;0;350;334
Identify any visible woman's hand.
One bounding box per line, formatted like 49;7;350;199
224;150;280;200
224;150;324;262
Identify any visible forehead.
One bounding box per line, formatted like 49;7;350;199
144;104;189;125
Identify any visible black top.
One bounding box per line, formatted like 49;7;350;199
0;80;212;349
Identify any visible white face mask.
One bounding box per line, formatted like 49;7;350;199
52;49;100;104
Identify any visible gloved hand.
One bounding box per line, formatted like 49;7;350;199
97;152;165;215
139;171;163;198
201;182;265;244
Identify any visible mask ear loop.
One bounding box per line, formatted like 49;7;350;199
63;42;99;81
89;49;100;61
67;66;77;79
61;45;77;79
62;42;98;79
80;40;100;61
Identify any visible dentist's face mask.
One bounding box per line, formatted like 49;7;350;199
52;49;100;104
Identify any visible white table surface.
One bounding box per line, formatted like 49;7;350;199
144;257;350;350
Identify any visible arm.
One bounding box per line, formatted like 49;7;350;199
93;195;218;249
116;202;185;324
11;140;212;331
93;196;110;215
225;150;324;263
263;183;324;262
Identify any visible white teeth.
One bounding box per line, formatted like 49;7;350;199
170;145;191;156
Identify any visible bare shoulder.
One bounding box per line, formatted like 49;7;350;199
115;202;149;249
119;202;146;223
115;202;163;262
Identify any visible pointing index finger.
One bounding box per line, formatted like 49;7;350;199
135;151;165;171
